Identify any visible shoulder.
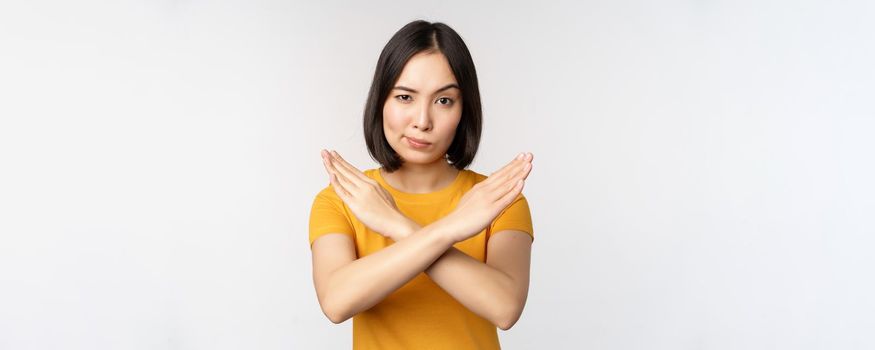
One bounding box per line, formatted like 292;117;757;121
363;168;381;181
312;183;344;208
464;169;521;193
314;168;381;199
467;169;488;184
316;169;384;200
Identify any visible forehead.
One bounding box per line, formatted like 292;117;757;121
394;52;458;91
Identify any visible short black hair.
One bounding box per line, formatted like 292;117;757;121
363;20;482;172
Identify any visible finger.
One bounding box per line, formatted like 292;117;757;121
320;151;333;178
482;154;525;189
320;150;342;177
323;150;358;191
485;152;532;189
515;159;533;181
329;172;352;200
488;152;525;178
497;178;525;206
330;150;374;184
483;167;523;204
321;150;337;179
326;150;365;189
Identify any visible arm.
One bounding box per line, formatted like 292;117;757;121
395;220;533;330
310;219;455;324
314;150;534;326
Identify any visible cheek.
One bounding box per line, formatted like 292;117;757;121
382;103;405;135
437;110;462;137
384;101;405;120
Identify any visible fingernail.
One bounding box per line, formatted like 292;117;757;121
517;153;523;160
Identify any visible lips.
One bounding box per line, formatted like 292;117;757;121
405;136;431;145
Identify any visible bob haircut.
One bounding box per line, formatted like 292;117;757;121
363;20;482;172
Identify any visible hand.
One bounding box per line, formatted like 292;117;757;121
321;149;411;241
438;152;534;243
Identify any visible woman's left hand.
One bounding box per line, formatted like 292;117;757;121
320;149;413;241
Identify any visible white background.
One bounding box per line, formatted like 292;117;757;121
1;1;873;349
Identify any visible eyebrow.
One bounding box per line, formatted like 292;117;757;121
392;83;460;94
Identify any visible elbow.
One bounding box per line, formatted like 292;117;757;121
323;305;349;324
325;311;349;325
497;315;519;331
496;304;525;331
319;294;352;324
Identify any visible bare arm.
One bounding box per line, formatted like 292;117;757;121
395;220;532;330
313;150;534;326
311;219;455;324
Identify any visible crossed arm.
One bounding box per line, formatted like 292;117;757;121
312;149;533;329
310;216;532;330
399;220;532;330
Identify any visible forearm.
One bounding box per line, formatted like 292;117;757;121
323;221;454;323
398;220;522;329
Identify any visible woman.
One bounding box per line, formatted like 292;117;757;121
309;19;535;350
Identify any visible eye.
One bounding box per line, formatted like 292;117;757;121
395;95;412;103
436;97;454;105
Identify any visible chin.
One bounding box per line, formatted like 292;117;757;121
399;152;430;163
402;152;448;164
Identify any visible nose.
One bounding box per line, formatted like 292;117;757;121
412;102;432;132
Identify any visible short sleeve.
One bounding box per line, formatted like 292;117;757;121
488;193;534;242
308;185;355;247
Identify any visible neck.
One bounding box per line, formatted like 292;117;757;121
380;159;460;194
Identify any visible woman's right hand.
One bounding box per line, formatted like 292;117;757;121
439;152;534;243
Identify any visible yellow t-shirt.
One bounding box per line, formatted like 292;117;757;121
308;167;534;350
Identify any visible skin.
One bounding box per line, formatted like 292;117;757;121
379;51;462;194
311;51;535;331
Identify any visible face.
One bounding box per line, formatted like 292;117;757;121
382;51;462;165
